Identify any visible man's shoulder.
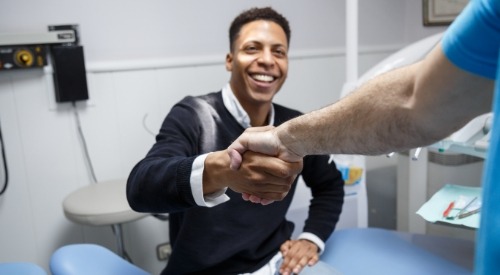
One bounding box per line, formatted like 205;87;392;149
182;91;222;102
176;91;223;109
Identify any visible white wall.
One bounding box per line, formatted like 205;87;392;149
0;0;445;273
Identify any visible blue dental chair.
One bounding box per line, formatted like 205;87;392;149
50;228;474;275
0;262;47;275
50;244;150;275
320;228;474;275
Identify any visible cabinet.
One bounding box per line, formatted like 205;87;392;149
396;110;491;240
397;150;483;241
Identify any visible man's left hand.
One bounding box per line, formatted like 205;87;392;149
279;239;319;275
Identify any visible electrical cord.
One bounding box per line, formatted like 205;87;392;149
71;102;135;262
72;101;97;183
0;118;8;196
142;113;156;136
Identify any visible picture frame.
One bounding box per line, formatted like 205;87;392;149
423;0;469;26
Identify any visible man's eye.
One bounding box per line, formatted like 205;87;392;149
245;46;258;52
274;49;286;57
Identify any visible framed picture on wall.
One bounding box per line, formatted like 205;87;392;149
423;0;469;26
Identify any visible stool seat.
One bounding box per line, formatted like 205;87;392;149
63;179;147;226
62;179;148;260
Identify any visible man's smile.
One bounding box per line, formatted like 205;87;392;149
250;73;277;83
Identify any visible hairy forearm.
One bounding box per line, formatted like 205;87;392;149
277;44;494;157
278;63;427;156
278;75;417;155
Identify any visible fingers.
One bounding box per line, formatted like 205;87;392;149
241;193;277;205
262;158;302;179
227;126;280;171
243;125;275;132
260;198;275;205
241;193;250;201
280;240;292;255
231;151;301;203
281;254;317;275
279;240;319;275
227;125;305;177
249;194;263;204
227;126;275;154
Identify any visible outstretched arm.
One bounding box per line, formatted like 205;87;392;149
228;43;494;168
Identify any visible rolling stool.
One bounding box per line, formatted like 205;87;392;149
62;179;148;260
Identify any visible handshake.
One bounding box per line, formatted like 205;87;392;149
227;125;305;205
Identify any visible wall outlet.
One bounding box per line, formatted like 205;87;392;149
157;242;172;261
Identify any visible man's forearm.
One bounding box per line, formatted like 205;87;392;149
277;44;494;156
277;64;423;156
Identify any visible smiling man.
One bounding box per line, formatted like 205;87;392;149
127;7;344;275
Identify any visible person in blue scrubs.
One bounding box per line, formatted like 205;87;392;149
227;0;499;274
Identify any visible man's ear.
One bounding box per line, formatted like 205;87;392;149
225;53;233;71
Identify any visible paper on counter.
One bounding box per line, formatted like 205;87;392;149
416;184;481;229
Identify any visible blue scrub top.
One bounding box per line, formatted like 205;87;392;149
442;0;500;274
476;54;500;275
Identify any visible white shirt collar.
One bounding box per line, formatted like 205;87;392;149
221;83;275;128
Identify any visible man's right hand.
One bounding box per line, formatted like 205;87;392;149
226;126;303;204
204;150;303;202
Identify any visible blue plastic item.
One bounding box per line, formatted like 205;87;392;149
321;228;474;275
0;262;47;275
50;244;150;275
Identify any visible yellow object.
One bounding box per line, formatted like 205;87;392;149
343;166;363;185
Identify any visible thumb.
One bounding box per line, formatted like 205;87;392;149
228;148;243;170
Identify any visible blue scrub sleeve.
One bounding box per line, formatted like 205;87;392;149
441;1;500;274
442;0;500;79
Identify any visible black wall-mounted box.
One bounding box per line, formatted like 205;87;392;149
50;45;89;103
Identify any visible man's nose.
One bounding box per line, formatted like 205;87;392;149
258;49;274;66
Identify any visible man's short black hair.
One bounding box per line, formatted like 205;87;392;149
229;7;291;52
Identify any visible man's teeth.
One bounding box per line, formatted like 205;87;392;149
252;74;274;82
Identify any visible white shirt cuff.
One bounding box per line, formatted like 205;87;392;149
190;153;230;207
298;232;325;254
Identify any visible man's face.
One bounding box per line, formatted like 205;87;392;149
226;20;289;107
